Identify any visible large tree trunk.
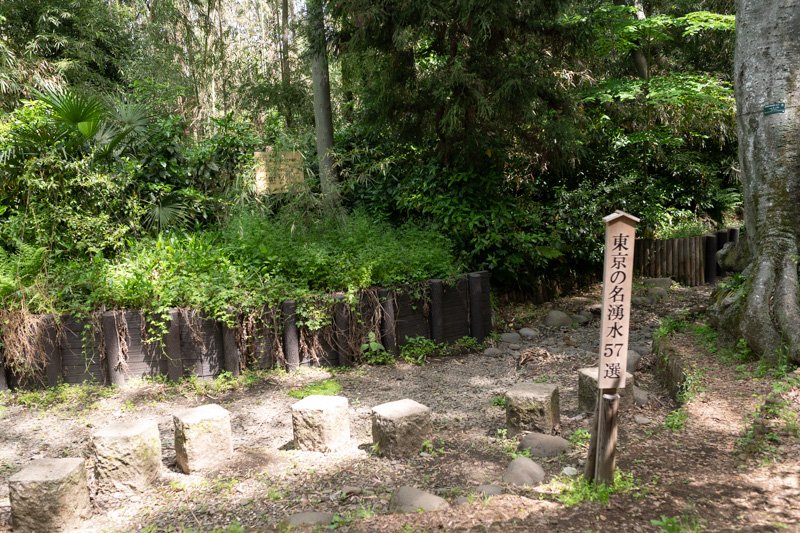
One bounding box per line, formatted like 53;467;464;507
721;0;800;362
308;0;339;209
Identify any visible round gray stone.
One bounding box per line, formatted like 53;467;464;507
483;347;503;356
627;349;642;371
476;484;503;496
634;415;653;425
282;511;335;528
572;314;590;325
517;432;570;457
518;327;539;340
561;466;579;477
502;457;545;486
500;332;522;343
632;296;650;306
508;343;522;351
388;486;450;513
543;310;572;328
648;287;668;301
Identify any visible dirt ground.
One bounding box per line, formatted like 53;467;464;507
0;281;798;532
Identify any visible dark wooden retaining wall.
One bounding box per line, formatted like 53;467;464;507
0;272;491;389
635;228;739;286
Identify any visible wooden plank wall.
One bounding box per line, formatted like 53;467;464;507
636;231;738;286
0;272;493;389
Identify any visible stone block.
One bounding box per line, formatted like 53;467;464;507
577;367;634;412
174;404;233;474
9;458;90;532
92;418;162;493
371;399;431;457
505;383;559;436
291;395;350;452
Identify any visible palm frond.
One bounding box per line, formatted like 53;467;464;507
35;88;107;137
143;194;192;233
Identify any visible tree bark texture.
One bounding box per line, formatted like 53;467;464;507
308;0;339;208
728;0;800;362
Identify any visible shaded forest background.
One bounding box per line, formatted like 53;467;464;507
0;0;737;352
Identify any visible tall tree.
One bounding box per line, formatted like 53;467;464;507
717;0;800;362
308;0;338;207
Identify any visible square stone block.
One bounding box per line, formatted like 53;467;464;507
92;418;162;493
578;367;634;413
505;383;559;436
371;399;431;457
291;395;350;452
9;458;90;532
174;403;233;474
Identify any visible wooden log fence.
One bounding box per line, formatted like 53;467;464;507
0;272;492;390
635;229;739;286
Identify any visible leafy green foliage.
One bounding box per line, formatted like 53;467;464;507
10;382;115;411
568;428;592;448
400;337;442;366
554;471;638;506
490;395;507;408
360;332;392;365
664;409;688;431
651;513;707;533
0;0;135;108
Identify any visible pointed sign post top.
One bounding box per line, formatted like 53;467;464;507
602;210;641;225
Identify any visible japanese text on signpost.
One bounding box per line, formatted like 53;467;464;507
597;211;639;389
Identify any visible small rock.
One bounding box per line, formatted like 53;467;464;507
633;386;649;407
502;457;545;486
483;347;503;356
634;415;652;425
519;327;539;339
281;511;335;528
648;287;668;301
632;296;649;306
508;343;522;351
388;486;450;513
627;350;641;371
454;496;470;505
500;332;523;343
561;466;579;477
476;484;503;497
517;433;570;457
543;310;572;328
572;314;590;325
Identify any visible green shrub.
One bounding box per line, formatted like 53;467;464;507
555;471;638;506
400;336;442;365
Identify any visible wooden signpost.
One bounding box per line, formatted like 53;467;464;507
585;210;639;484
